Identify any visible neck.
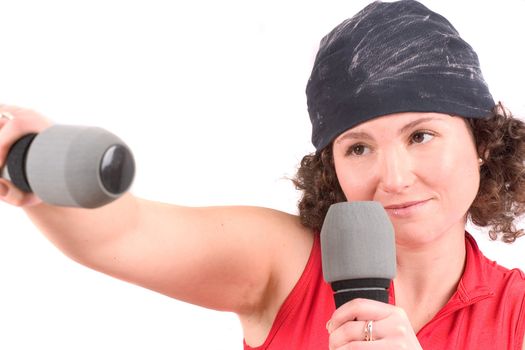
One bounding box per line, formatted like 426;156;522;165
393;223;467;332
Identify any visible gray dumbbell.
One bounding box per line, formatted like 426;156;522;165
1;125;135;208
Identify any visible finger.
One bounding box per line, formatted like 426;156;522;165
0;179;42;207
0;107;51;167
0;105;49;207
0;119;21;167
0;118;9;129
329;318;389;347
329;320;368;347
332;339;391;350
0;105;20;166
0;104;27;114
371;308;414;340
329;298;396;331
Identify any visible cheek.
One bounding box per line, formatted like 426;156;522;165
334;161;376;201
421;142;480;207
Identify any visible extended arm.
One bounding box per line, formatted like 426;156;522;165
1;105;312;317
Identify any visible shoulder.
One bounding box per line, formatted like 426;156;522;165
474;244;525;301
472;239;525;341
466;233;525;290
462;235;525;349
476;247;525;294
464;234;525;322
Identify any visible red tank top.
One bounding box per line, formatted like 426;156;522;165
243;233;525;349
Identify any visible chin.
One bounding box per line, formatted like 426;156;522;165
393;222;441;245
392;219;466;248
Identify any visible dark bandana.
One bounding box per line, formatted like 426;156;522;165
307;0;495;151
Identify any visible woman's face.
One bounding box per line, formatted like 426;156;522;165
332;112;480;247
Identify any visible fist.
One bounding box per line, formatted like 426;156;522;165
0;104;52;207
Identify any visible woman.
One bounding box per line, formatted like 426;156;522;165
1;1;524;349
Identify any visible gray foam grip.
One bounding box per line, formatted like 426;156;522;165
26;125;134;208
320;202;396;283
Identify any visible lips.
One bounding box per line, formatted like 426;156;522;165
383;199;431;218
384;200;429;209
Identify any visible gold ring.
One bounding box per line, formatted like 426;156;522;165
364;320;374;341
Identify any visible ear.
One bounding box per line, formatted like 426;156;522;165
463;117;489;165
478;147;490;165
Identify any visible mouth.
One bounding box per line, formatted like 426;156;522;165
384;200;429;209
383;199;431;217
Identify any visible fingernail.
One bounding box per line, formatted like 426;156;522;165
0;183;8;196
326;320;333;333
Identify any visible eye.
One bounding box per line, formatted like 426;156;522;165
346;144;370;156
410;131;434;144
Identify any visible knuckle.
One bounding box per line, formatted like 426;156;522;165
394;340;410;350
350;298;367;314
331;298;365;326
393;306;408;319
1;188;25;207
341;323;355;338
7;119;24;133
0;153;7;166
330;310;347;326
328;323;353;349
328;334;337;349
11;199;24;207
394;323;410;336
8;195;25;207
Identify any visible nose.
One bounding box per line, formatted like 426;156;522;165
377;148;416;194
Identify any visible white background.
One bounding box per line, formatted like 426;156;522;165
0;0;524;349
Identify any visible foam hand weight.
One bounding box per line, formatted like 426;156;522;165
1;125;135;208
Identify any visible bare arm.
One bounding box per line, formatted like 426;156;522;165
1;105;312;317
23;195;309;313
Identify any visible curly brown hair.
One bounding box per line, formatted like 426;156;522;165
293;104;525;243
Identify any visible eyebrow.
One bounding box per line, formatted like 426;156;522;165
335;116;442;143
399;117;442;134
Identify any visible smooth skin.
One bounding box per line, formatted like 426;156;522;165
327;112;480;349
0;105;523;349
0;104;313;347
